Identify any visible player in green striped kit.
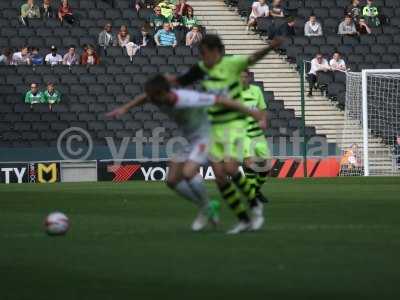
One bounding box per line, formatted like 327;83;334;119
169;35;281;234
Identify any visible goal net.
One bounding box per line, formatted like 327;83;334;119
339;70;400;176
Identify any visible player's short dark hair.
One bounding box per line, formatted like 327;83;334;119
144;74;171;97
199;34;224;53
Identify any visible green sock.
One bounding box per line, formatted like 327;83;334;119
232;171;258;208
219;182;250;222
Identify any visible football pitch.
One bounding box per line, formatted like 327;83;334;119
1;177;400;300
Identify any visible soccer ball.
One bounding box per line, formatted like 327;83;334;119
44;212;70;236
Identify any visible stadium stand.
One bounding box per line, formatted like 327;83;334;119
0;0;323;151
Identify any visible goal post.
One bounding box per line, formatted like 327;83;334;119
340;69;400;176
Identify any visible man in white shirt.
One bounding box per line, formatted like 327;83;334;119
307;53;330;96
329;52;346;71
304;15;323;36
12;46;31;65
45;45;63;66
247;0;269;31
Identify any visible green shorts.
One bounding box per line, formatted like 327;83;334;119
243;134;271;160
209;120;248;162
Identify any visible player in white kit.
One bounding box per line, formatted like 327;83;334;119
107;75;266;231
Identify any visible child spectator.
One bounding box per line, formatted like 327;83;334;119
80;46;100;65
149;6;168;30
20;0;41;26
154;23;177;47
347;0;361;22
338;15;358;35
12;46;31;65
186;26;202;47
357;18;372;34
0;48;14;65
40;0;54;19
43;82;61;111
58;0;75;25
307;53;330;96
159;0;175;22
269;0;284;18
304;15;323;36
247;0;269;32
63;45;79;65
45;45;63;66
98;23;117;55
24;83;44;108
182;7;198;30
175;0;192;17
117;25;131;47
363;0;380;27
329;52;346;71
30;47;44;65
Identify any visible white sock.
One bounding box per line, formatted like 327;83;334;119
174;180;202;207
187;174;209;209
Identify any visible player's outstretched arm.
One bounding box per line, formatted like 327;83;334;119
248;37;283;66
215;97;267;129
106;93;148;118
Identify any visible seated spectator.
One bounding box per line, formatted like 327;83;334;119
175;0;192;17
329;52;346;71
80;46;100;65
247;0;269;32
338;15;358;35
62;45;79;65
30;47;44;65
20;0;41;26
304;15;323;37
134;25;156;47
307;53;330;96
24;83;43;108
0;48;14;65
117;25;131;47
154;23;177;47
170;7;184;30
58;0;75;25
186;26;202;47
271;16;296;38
269;0;284;18
40;0;54;19
182;7;198;30
12;46;31;65
363;0;380;27
149;6;167;31
98;23;117;54
357;18;372;34
45;45;63;66
43;82;61;111
134;0;155;12
347;0;361;22
159;0;175;22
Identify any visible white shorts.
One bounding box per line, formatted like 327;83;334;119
170;131;209;165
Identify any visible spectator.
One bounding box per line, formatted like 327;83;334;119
269;0;284;18
98;23;117;55
170;7;184;30
307;53;330;96
329;52;346;71
338;15;358;35
175;0;192;17
134;25;155;48
45;45;63;66
30;47;44;65
43;82;61;111
117;25;131;47
159;0;175;22
40;0;54;19
357;18;372;34
149;6;167;31
58;0;75;25
271;16;296;38
347;0;361;22
154;23;177;47
24;83;44;108
134;0;155;11
247;0;269;32
304;15;323;37
12;46;31;65
0;48;14;65
80;46;100;65
186;26;202;47
182;7;198;30
62;45;79;65
20;0;41;26
363;0;380;27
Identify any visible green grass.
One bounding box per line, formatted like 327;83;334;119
1;178;400;300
